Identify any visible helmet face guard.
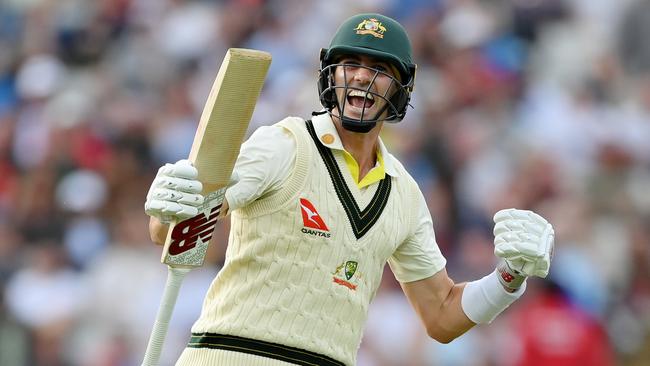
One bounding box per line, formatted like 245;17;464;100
318;57;414;133
317;13;417;133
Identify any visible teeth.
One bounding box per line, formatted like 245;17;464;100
348;90;374;100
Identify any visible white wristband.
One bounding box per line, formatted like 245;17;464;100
461;271;526;324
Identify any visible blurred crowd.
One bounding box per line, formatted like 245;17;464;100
1;0;650;365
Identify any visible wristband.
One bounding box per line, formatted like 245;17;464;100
461;271;526;324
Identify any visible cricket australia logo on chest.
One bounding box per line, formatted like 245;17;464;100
333;261;363;291
299;198;331;238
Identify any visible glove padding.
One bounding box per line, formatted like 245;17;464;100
145;159;204;223
493;208;555;278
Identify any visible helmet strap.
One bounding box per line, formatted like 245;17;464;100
341;117;377;133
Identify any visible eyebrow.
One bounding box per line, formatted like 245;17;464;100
334;55;400;81
337;55;390;68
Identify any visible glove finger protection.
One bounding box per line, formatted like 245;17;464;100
494;208;546;224
145;159;205;223
494;234;545;258
150;188;204;206
493;220;545;237
152;175;203;194
146;200;199;217
493;208;555;278
158;159;199;179
493;220;523;236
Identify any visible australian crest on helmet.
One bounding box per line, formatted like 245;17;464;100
354;18;386;39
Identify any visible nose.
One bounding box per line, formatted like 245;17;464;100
352;67;373;84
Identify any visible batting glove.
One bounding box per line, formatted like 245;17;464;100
492;208;555;291
145;159;204;224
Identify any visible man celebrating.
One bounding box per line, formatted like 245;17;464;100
145;13;554;366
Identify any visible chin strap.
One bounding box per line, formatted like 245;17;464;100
341;117;376;133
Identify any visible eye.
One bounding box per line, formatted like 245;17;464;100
373;64;388;72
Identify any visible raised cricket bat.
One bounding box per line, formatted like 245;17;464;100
141;48;271;366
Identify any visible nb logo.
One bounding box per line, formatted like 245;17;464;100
498;267;515;283
168;205;221;255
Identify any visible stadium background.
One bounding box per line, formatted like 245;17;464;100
0;0;649;365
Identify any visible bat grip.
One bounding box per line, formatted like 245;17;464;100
141;266;191;366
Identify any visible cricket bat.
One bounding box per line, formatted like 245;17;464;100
141;48;271;366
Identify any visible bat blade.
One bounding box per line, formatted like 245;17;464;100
161;48;271;268
189;48;272;194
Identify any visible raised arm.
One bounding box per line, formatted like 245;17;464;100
144;125;296;245
401;208;554;343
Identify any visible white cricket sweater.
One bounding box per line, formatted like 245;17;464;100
190;115;446;366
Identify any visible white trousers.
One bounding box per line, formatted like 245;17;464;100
176;348;299;366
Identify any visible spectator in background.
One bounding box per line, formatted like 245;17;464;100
505;282;615;366
0;0;649;365
4;241;86;365
0;282;30;366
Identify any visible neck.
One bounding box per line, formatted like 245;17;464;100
333;117;382;178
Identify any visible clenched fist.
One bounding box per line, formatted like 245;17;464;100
145;159;204;224
493;208;555;279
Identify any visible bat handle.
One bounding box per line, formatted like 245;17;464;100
141;266;192;366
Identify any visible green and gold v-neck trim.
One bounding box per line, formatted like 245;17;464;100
305;120;391;239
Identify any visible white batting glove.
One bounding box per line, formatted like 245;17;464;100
492;208;555;290
145;159;204;224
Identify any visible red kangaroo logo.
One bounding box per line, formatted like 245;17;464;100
168;205;221;255
299;198;329;231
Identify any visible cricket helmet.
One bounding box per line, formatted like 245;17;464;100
318;13;417;132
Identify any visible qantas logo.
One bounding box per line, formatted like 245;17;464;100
299;198;331;238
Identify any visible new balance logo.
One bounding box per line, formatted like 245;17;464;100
168;205;221;255
299;198;331;238
498;266;515;283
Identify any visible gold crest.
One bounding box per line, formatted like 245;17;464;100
354;18;387;39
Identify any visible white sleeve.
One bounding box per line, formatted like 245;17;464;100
388;187;447;283
225;125;296;211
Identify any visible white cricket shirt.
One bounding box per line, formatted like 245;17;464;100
225;113;443;283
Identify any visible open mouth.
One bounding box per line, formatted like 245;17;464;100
347;89;375;109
